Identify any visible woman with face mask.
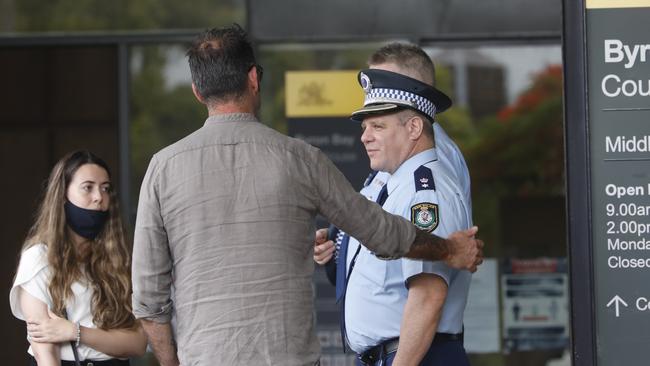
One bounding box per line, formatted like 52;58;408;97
10;151;147;365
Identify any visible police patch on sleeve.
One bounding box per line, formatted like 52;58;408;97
411;202;439;232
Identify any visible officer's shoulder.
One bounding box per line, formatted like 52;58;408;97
413;165;436;192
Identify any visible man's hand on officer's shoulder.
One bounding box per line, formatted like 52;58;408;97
313;228;335;265
445;226;484;273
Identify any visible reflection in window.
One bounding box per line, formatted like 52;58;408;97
129;44;203;218
423;45;565;257
425;45;566;366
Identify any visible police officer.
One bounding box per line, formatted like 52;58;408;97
367;42;472;215
316;42;473;272
315;68;472;366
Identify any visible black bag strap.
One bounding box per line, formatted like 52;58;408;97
62;310;81;366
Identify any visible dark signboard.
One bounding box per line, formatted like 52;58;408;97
566;1;650;365
586;2;650;364
288;117;369;190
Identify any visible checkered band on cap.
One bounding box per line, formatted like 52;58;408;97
365;88;437;120
333;230;346;263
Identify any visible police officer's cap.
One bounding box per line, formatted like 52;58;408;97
350;69;452;122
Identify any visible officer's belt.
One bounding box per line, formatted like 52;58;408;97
358;332;463;364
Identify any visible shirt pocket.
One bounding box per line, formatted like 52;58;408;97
354;249;387;288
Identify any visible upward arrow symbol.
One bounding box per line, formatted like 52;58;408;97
606;295;628;317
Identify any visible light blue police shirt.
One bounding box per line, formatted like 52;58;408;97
344;148;472;354
434;122;472;218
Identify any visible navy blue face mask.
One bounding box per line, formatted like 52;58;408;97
64;201;109;240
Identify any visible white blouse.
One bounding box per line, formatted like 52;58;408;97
10;243;113;361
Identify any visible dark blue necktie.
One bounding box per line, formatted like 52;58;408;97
376;183;389;207
336;183;389;350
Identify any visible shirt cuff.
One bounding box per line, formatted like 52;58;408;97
132;298;174;323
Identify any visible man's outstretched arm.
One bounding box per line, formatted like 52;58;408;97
314;150;483;272
405;226;484;272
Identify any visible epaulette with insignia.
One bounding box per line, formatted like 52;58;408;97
363;171;379;187
414;166;435;192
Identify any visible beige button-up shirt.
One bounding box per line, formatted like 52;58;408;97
132;113;416;365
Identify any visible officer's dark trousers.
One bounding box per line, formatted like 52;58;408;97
356;339;470;366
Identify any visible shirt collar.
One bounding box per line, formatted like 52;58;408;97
386;148;438;195
204;113;258;126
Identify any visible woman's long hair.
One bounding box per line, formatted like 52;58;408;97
22;150;136;329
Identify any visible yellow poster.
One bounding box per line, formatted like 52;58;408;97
586;0;650;8
285;71;364;118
